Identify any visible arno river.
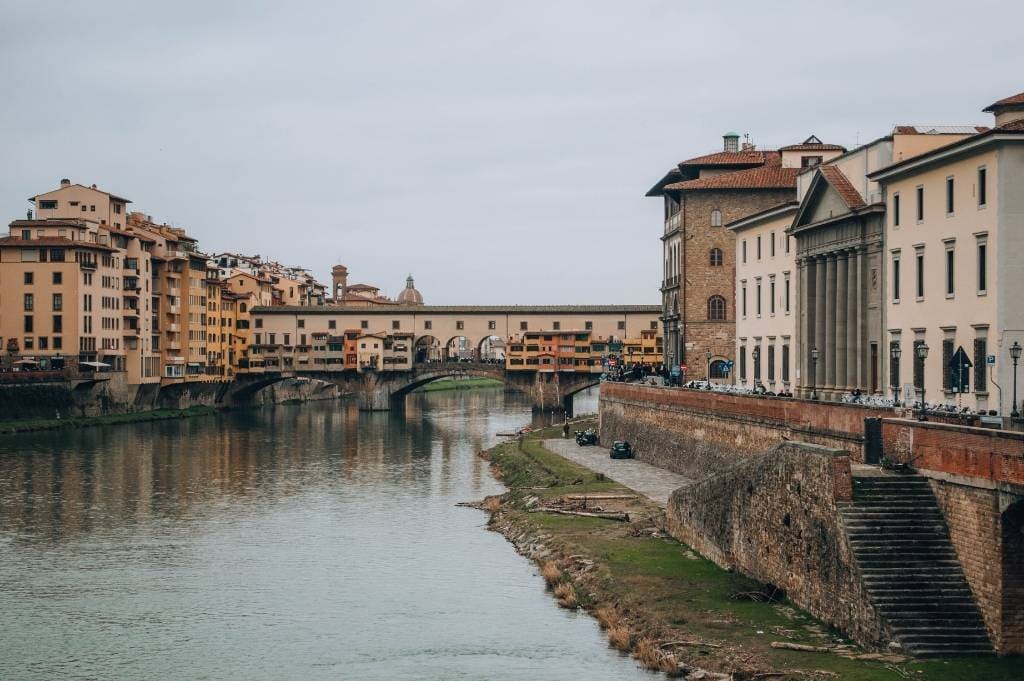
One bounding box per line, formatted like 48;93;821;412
0;387;647;680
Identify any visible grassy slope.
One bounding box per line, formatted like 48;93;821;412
487;425;1019;680
415;377;504;392
0;406;217;435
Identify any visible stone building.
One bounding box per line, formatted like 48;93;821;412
648;133;831;379
869;91;1024;414
790;126;986;400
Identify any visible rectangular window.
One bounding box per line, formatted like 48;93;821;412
24;271;33;284
785;234;790;254
39;199;57;209
392;320;400;330
456;321;464;330
977;241;987;294
915;253;924;299
893;193;901;227
913;339;925;389
756;236;762;260
650;321;658;330
329;320;337;329
741;283;747;317
24;293;34;311
53;315;63;333
53;271;62;284
784;274;791;313
283;334;290;346
742;240;747;263
946;177;955;214
767;346;775;381
769;278;776;314
24;315;33;332
255;318;263;328
770;232;775;257
617;321;625;330
945;246;955;296
782;344;790;382
753;344;761;380
978;167;987;207
553;321;560;330
892;255;901;302
52;293;62;311
297;319;305;328
424;320;432;330
942;338;954;392
585;321;593;330
53;336;62;350
520;321;528;330
739;346;747;381
756;281;762;316
488;320;496;330
361;320;368;329
916;186;924;221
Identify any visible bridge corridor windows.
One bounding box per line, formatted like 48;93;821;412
445;335;472;362
478;335;504;364
414;335;441;363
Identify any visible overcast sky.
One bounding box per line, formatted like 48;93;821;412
2;1;1020;304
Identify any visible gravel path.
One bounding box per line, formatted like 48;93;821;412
543;438;692;507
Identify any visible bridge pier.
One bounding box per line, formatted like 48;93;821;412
356;372;394;411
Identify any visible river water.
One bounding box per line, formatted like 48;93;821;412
0;387;647;680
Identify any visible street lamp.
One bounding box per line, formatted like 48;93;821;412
916;342;929;421
890;344;902;406
705;349;712;383
1011;341;1022;418
752;346;760;391
810;347;819;401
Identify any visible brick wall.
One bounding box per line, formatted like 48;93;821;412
666;442;888;647
880;418;1024;653
600;383;893;469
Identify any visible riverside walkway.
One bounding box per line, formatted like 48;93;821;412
543;438;691;507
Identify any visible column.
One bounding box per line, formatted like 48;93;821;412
846;248;859;389
825;253;837;390
835;252;848;391
799;258;812;395
856;247;867;390
814;255;826;393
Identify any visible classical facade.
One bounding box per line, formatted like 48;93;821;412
648;133;838;379
730;202;799;391
869;91;1024;414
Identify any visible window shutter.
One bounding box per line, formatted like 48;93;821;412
942;339;954;392
974;338;987;393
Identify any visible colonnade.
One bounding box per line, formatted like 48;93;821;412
799;247;868;397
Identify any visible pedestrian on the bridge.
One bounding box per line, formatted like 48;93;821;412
562;420;569;439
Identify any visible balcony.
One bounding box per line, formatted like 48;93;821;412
165;341;182;350
665;212;682;233
123;308;140;319
79;260;97;270
662;275;680;290
166;323;180;332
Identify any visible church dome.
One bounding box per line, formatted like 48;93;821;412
397;275;424;305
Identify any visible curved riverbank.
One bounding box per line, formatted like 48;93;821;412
480;426;1021;680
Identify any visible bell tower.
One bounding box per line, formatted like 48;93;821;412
331;264;349;301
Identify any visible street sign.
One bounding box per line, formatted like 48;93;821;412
725;360;734;369
950;345;973;393
987;354;996;366
680;363;688;371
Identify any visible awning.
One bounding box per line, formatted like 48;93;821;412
187;362;203;367
13;359;38;365
81;361;111;368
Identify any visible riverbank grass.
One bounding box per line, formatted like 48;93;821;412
415;377;504;393
486;425;1020;680
0;405;217;435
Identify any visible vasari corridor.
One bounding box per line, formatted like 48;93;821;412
1;2;1023;680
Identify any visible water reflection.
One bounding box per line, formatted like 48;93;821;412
0;386;633;681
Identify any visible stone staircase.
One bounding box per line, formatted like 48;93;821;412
838;474;993;657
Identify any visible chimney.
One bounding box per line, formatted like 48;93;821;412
60;178;70;186
91;184;97;189
723;132;740;153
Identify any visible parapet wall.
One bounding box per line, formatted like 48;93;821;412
666;442;886;646
599;383;892;473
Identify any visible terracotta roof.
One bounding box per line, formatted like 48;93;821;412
29;183;131;204
664;165;798;192
0;236;118;252
9;218;90;228
778;142;846;152
818;166;866;210
725;200;799;231
893;125;988;135
676;150;768;167
983;91;1024;112
105;227;156;243
996;117;1024;132
346;283;379;291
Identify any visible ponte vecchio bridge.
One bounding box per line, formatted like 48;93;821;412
230;305;662;412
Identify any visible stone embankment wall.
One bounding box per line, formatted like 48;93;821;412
599;383;892;475
881;418;1024;653
665;442;887;646
0;375;340;420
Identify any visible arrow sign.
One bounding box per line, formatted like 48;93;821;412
950;346;973;393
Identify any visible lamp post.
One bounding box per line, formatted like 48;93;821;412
705;349;712;383
1011;341;1022;418
916;342;929;421
890;344;902;406
752;346;760;392
810;347;819;400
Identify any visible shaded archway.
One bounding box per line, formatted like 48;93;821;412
709;358;729;381
477;335;505;364
445;336;474;362
1002;497;1024;652
414;335;441;364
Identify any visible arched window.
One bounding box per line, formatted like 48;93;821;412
709;359;729;379
710;209;722;227
707;295;726;321
709;248;724;266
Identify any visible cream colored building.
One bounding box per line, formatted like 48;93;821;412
870;92;1024;414
731;202;799;391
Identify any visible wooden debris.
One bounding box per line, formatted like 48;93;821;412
769;641;832;653
564;493;638;501
660;639;722;649
528;508;629;521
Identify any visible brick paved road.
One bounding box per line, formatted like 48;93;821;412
543;438;692;507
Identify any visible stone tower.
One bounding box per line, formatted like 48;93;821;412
331;264;349;301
